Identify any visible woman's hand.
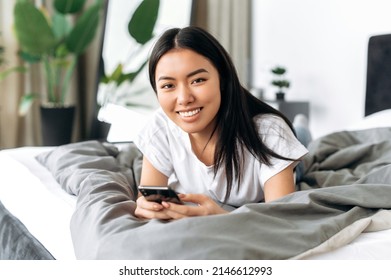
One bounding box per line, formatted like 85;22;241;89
135;195;173;220
135;193;228;220
160;193;228;220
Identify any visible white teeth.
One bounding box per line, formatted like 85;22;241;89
179;108;200;117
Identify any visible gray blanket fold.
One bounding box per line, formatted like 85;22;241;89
0;201;55;260
299;127;391;189
36;128;391;259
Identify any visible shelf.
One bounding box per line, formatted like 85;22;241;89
263;100;310;122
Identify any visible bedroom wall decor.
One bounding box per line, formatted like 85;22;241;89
12;0;105;145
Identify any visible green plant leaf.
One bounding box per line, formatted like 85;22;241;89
109;64;124;83
52;12;71;40
271;66;286;75
18;93;40;116
14;1;56;56
101;60;147;86
271;80;290;88
128;0;160;44
18;50;42;63
65;3;101;55
0;66;26;82
121;60;148;84
54;0;86;14
54;43;70;59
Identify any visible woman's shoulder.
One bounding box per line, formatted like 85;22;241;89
137;108;182;143
253;113;290;133
253;113;284;122
253;113;307;156
145;108;172;131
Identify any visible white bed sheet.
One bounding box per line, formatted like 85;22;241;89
308;229;391;259
0;147;76;260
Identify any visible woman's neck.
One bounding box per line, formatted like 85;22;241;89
188;130;217;166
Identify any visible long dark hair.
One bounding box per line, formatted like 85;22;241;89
148;26;295;202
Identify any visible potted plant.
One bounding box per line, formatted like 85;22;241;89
271;66;290;100
13;0;104;145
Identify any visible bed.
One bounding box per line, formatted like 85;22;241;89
1;105;391;260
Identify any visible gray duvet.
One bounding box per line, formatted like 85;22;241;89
36;127;391;259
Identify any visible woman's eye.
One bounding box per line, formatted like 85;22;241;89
161;83;174;89
192;78;206;84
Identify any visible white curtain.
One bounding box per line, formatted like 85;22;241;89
0;0;22;148
192;0;252;87
0;0;103;148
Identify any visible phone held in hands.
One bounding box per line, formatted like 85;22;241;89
138;185;183;204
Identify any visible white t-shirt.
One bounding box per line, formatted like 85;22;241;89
134;108;308;207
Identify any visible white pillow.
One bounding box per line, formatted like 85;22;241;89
98;103;155;142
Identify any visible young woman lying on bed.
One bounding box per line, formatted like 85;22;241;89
134;26;308;220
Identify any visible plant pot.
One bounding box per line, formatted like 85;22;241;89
40;105;75;146
276;92;285;100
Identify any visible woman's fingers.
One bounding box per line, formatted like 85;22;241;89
136;196;163;211
135;194;228;220
135;196;172;219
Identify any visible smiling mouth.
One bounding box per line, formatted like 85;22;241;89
177;108;202;117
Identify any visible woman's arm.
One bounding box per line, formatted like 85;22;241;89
263;162;296;202
135;156;173;219
139;156;168;186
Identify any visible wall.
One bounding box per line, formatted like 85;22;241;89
251;0;391;138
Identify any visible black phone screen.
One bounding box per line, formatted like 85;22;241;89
138;186;183;204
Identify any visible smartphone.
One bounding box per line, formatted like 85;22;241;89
138;185;183;204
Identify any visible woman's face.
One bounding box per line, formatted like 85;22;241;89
155;48;221;137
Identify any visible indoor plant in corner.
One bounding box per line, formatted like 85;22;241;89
271;65;290;101
13;0;104;145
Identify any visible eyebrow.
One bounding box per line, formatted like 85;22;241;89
157;68;209;81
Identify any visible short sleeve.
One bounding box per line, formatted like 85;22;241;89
134;110;174;177
256;114;308;186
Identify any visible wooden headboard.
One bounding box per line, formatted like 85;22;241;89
365;34;391;116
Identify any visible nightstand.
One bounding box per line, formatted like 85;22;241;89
264;100;310;123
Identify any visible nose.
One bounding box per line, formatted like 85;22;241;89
177;85;194;105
